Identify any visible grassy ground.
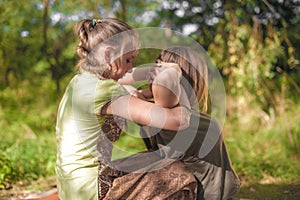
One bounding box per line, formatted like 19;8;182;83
235;182;300;200
0;78;299;199
0;129;299;199
1;177;300;199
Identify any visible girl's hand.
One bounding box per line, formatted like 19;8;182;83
147;62;181;86
130;89;153;100
147;64;163;85
159;62;181;77
123;85;151;100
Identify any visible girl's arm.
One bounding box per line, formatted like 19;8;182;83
101;94;190;131
118;65;156;85
151;67;181;108
122;85;153;100
151;62;191;110
107;62;190;131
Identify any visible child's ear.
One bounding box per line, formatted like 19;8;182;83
104;46;114;64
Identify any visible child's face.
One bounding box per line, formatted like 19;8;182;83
112;51;136;80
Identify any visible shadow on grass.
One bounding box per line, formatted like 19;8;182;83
1;177;300;200
234;182;300;200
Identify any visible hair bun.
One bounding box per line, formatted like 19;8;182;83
75;20;93;58
76;44;89;58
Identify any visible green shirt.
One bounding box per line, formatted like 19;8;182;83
56;72;127;200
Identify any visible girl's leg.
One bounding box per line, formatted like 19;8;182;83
105;160;197;200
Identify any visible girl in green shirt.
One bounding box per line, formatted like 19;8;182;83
56;18;196;200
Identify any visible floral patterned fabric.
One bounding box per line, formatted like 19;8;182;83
104;160;197;200
98;114;126;199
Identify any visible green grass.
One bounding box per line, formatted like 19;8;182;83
223;104;300;184
112;120;147;160
0;77;299;198
0;77;58;189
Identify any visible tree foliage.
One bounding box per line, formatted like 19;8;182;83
0;0;299;110
0;0;299;190
152;0;300;117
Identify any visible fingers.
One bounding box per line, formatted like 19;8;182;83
146;62;181;88
147;65;162;84
160;62;181;75
147;71;156;84
131;90;146;100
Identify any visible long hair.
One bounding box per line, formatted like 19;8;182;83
157;47;209;112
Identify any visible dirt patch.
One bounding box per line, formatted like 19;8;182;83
0;177;56;200
234;182;300;199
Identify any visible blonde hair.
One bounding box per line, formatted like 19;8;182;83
74;18;139;78
157;47;209;112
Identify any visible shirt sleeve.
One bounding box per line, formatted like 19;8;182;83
94;79;128;115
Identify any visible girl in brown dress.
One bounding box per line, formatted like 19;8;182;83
105;46;240;199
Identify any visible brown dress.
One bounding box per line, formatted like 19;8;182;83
105;158;198;200
140;111;241;200
98;115;198;200
98;111;240;200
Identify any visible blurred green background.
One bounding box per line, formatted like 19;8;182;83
0;0;299;198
